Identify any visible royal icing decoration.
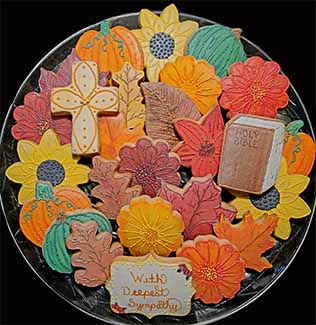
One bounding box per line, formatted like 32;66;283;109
118;137;181;197
141;82;201;148
132;4;198;82
112;62;146;130
185;24;247;78
159;175;236;240
117;195;184;256
220;56;290;119
66;220;123;287
177;235;246;304
51;61;119;155
217;114;285;194
89;156;142;219
230;157;311;240
5;129;90;204
173;105;224;177
42;209;112;273
19;181;91;247
160;55;222;115
106;253;195;318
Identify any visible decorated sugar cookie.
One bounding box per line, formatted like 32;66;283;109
217;114;285;194
159;175;236;240
141;82;201;148
185;24;247;78
42;209;112;273
66;220;123;287
160;55;222;115
173;105;224;177
117;195;184;256
230;158;311;240
99;113;144;160
283;120;316;175
132;4;198;81
213;213;278;272
220;56;290;119
106;253;195;318
89;156;142;219
11;91;71;145
112;62;146;130
51;61;119;155
19;181;91;247
75;19;144;74
118;137;181;197
5;129;90;204
177;235;246;304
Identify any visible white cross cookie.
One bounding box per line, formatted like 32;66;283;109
51;61;118;155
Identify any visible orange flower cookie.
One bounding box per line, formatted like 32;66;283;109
160;56;222;115
177;235;246;304
117;195;184;256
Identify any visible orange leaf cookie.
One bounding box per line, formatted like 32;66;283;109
112;62;146;130
213;213;279;272
66;220;123;287
89;156;142;219
177;235;246;304
117;195;184;256
99;112;144;160
160;55;222;115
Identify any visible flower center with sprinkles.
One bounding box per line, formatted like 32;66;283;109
37;120;50;135
145;228;158;242
248;81;266;103
135;165;158;187
200;266;218;281
37;160;65;187
199;142;215;156
149;32;175;59
250;186;280;210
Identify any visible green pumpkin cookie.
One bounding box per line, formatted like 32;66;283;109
185;24;247;77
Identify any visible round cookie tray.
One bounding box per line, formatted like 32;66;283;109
0;11;315;325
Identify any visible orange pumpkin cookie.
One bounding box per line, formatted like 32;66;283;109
283;120;315;175
177;235;246;304
75;19;144;75
160;55;222;115
117;195;184;256
19;181;91;247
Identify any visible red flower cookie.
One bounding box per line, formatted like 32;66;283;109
11;92;71;144
119;137;181;197
220;56;290;118
173;105;224;177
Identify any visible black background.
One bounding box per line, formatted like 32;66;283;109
1;0;315;324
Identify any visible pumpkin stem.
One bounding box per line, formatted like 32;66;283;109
286;120;304;138
285;120;304;163
231;28;242;40
100;19;111;36
35;182;54;201
81;19;111;50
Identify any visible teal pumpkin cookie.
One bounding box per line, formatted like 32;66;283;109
42;209;112;273
185;24;247;77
